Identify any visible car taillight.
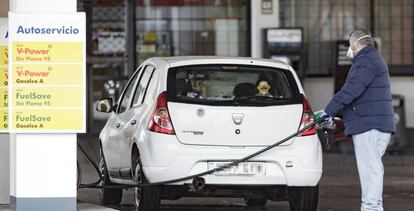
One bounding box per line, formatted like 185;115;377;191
298;94;317;136
148;91;175;135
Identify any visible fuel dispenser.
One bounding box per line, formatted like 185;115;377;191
331;40;354;153
334;40;352;93
335;39;379;92
262;28;305;78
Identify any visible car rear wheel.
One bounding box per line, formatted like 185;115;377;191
244;197;267;207
99;146;123;205
288;186;319;211
132;148;161;211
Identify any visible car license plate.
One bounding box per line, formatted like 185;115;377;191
207;162;266;176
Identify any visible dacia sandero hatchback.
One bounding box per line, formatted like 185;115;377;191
96;57;322;211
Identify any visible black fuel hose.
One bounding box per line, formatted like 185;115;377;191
77;116;326;189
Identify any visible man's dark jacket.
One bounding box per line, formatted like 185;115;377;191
325;45;396;136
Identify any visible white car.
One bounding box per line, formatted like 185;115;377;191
96;56;322;211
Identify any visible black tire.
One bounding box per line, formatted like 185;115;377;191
245;197;267;207
288;186;319;211
99;146;123;205
132;148;161;211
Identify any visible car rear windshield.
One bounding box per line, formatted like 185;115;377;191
167;65;301;106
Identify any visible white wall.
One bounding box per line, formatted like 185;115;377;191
10;0;76;13
251;0;279;58
303;77;414;128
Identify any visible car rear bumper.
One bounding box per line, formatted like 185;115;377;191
139;131;323;186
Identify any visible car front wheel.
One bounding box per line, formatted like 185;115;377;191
288;186;319;211
132;148;161;211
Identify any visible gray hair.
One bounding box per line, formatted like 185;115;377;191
349;28;375;46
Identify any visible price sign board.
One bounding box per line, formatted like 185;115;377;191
9;13;86;133
0;18;8;131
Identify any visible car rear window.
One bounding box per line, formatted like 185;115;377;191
167;65;301;106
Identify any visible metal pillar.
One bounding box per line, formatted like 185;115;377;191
84;0;93;134
370;0;375;35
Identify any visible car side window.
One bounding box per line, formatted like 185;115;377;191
117;71;140;113
132;65;155;107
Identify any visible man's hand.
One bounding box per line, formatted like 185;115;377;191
319;111;336;129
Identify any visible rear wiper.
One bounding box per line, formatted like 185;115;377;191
176;96;223;103
235;95;276;101
233;96;291;105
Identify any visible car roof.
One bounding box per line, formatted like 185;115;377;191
146;56;291;70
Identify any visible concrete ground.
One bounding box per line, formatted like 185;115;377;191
1;135;413;211
75;134;414;211
0;203;117;211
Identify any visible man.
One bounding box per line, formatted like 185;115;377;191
323;29;396;211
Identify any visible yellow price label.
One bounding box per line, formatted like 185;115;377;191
12;42;83;63
0;66;7;87
12;109;83;131
0;46;7;65
12;64;83;85
13;87;83;108
0;88;7;109
0;110;8;130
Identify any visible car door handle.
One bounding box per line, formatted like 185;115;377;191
131;120;137;125
116;123;121;128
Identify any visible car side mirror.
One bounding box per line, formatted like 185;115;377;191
96;98;114;113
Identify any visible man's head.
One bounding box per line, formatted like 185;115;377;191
346;28;374;58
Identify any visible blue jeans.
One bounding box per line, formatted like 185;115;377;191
353;129;391;211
